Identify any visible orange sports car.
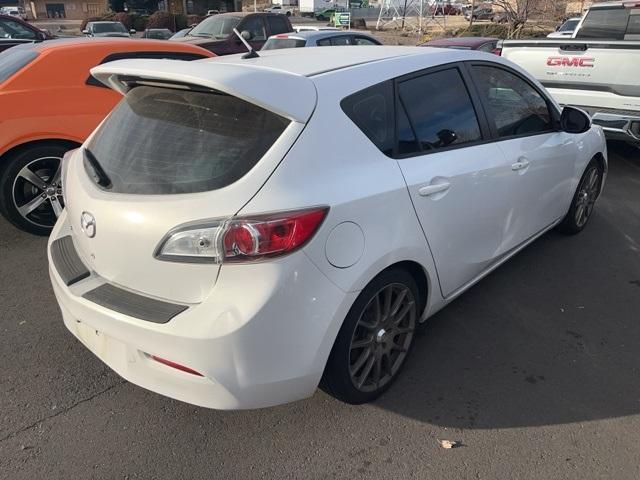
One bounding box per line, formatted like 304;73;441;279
0;38;213;234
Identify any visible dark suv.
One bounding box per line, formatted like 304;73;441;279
172;12;293;55
0;14;54;53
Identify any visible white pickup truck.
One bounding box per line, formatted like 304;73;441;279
501;1;640;144
264;5;294;16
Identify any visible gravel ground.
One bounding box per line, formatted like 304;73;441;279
0;142;639;479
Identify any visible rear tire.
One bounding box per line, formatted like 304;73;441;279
321;268;419;404
556;159;603;235
0;143;70;235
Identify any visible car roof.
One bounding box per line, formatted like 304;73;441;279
588;1;630;8
91;46;494;123
21;37;212;54
274;30;374;41
424;37;497;47
88;21;123;24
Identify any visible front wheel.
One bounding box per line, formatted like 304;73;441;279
321;269;419;404
556;160;603;235
0;143;70;235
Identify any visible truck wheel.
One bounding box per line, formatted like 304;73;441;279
286;11;291;16
0;143;70;235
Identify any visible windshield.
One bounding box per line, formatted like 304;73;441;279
84;85;290;195
93;22;127;33
575;8;629;39
559;19;579;32
188;15;241;39
0;47;38;84
262;38;306;50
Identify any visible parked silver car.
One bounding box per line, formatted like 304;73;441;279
261;30;381;50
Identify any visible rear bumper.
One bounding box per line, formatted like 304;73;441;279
48;210;356;409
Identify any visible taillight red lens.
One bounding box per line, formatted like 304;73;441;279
491;48;502;56
223;207;328;262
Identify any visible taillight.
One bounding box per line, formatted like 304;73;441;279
491;48;502;56
222;207;328;262
155;207;329;264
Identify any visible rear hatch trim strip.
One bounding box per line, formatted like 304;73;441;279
50;236;91;286
82;283;188;324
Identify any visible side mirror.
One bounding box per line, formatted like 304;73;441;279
241;30;251;41
130;29;137;34
560;106;591;134
82;29;89;35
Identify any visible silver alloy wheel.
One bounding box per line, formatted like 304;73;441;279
575;166;601;228
11;156;64;228
348;283;416;393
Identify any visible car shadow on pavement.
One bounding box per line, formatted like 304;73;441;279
374;144;640;429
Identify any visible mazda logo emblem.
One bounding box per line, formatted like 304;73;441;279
80;211;96;238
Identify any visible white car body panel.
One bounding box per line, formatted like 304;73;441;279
50;46;607;409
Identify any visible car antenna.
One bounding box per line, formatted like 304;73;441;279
233;28;260;59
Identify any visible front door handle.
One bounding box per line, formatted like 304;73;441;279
511;158;531;171
419;182;451;197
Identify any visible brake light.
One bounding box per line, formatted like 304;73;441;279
491;47;502;56
155;207;329;263
276;34;289;38
150;355;204;376
222;207;328;262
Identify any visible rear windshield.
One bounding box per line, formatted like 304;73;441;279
0;47;38;84
262;38;306;50
575;7;629;39
85;85;290;195
93;22;127;33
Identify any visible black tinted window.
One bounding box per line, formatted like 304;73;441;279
268;16;290;35
575;7;629;39
85;86;290;194
240;16;266;41
341;80;395;156
316;38;331;46
398;68;481;153
627;14;640;35
331;36;351;45
472;65;551;138
261;38;306;50
353;36;379;45
0;47;37;84
0;18;36;39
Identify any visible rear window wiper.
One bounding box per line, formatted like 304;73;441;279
83;148;112;189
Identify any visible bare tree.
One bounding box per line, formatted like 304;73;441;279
491;0;545;36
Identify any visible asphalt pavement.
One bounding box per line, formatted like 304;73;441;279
1;142;639;479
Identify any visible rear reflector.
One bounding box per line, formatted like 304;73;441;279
150;355;204;376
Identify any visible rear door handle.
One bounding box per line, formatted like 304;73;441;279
419;182;451;197
511;158;531;171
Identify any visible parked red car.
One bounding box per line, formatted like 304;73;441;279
0;14;54;53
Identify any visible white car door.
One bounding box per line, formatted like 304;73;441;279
394;65;515;298
468;63;577;244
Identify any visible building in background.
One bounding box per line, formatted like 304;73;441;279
25;0;108;19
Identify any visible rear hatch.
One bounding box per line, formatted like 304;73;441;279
63;59;316;304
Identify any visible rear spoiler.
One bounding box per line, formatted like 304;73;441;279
91;58;318;123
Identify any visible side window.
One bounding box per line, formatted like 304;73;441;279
471;65;552;138
330;36;351;46
268;16;289;35
0;19;36;39
341;80;395;156
398;68;481;154
353;36;378;45
316;38;331;46
239;16;266;41
626;13;640;37
478;41;497;53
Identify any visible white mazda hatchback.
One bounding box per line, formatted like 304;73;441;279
49;46;607;409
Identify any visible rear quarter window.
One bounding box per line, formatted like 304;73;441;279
85;85;290;194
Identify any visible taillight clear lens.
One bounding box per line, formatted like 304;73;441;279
223;207;328;262
155;207;328;264
156;223;223;263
